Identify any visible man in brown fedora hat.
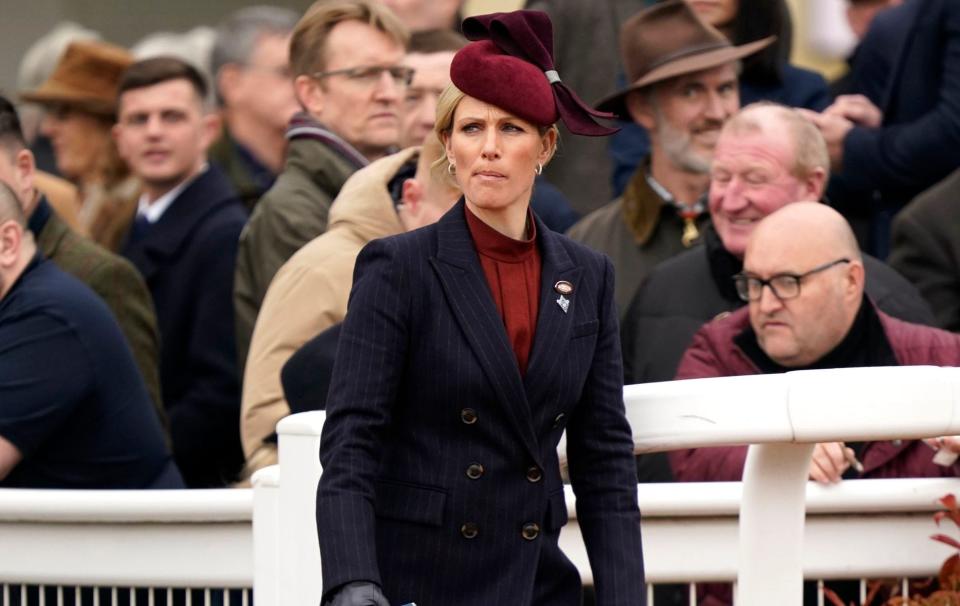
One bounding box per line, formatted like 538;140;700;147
20;39;139;252
567;0;771;321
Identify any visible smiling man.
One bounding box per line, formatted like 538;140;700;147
115;57;248;488
568;0;768;320
233;0;409;372
620;102;934;390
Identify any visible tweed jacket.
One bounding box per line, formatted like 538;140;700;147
32;197;163;421
122;166;247;487
317;200;645;606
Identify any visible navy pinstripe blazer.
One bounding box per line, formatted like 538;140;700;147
317;200;645;606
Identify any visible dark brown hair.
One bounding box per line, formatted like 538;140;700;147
117;56;209;103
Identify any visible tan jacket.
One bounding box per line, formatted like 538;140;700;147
240;148;416;474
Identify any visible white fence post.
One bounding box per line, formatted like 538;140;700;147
276;411;327;606
251;465;280;606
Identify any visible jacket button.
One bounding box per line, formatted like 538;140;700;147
552;413;565;428
460;522;479;539
461;408;478;425
521;522;540;541
466;463;484;480
526;466;542;483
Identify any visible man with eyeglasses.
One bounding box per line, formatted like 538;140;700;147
209;6;301;211
671;201;960;606
234;0;410;372
621;102;934;388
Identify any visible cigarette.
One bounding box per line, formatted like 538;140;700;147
844;448;864;473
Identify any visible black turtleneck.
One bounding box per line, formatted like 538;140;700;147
704;223;744;304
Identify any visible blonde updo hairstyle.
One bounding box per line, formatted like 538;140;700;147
432;83;559;188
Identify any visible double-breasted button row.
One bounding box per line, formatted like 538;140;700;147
461;408;478;425
466;463;484;480
521;522;540;541
460;522;479;539
526;466;542;483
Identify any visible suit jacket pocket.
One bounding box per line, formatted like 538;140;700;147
374;478;447;527
571;319;599;339
545;488;569;532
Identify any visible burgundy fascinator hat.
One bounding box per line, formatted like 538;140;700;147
451;10;618;137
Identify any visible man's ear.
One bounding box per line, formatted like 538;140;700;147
0;221;23;268
199;112;223;151
804;167;828;201
216;64;243;106
846;260;865;299
401;178;423;213
14;149;35;197
294;75;323;118
625;90;656;131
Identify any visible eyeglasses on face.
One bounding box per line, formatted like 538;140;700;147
312;65;414;88
732;258;851;302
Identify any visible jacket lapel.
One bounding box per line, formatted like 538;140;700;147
524;218;580;397
429;201;541;463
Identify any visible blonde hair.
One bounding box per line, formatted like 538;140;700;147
290;0;409;78
431;83;559;187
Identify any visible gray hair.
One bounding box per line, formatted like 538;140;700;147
211;6;300;104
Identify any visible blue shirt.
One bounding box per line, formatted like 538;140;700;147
0;256;182;488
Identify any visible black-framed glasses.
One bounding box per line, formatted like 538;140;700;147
312;65;414;88
733;258;851;302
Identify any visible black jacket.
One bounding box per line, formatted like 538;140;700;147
122;166;248;487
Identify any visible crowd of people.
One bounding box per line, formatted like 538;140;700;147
1;0;960;603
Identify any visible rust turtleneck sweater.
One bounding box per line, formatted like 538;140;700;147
465;204;542;375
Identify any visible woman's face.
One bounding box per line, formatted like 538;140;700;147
689;0;739;28
443;95;554;215
40;106;111;182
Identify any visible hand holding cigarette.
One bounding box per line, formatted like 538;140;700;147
809;442;862;484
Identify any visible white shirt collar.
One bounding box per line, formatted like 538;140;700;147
136;164;208;224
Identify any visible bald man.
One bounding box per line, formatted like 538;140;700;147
0;181;181;488
671;202;960;486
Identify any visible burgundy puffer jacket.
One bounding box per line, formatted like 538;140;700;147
670;304;960;482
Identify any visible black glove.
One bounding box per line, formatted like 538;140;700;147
324;581;390;606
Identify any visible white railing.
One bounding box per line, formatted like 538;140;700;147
0;367;959;605
0;488;253;605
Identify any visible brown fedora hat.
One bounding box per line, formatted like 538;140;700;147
20;39;133;116
595;0;774;118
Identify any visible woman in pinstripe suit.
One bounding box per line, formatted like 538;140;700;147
317;10;646;606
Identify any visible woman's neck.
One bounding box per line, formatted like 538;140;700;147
465;197;530;240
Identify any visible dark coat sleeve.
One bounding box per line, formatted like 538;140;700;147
566;256;645;605
316;238;408;597
840;1;960;194
888;172;960;332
